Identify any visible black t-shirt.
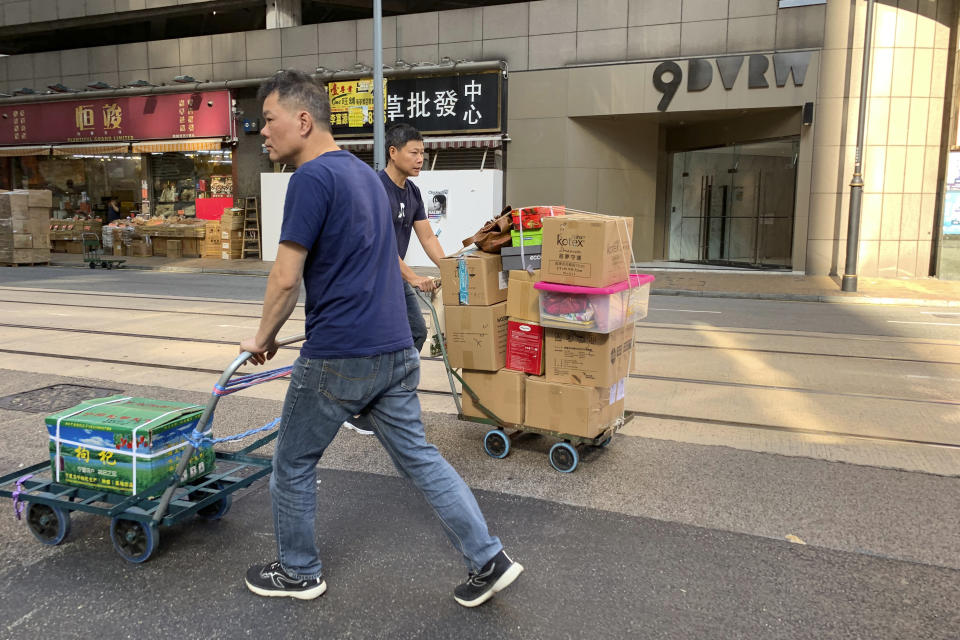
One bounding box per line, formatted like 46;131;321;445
377;170;427;259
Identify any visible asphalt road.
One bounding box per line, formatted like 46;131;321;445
2;265;958;340
0;267;958;639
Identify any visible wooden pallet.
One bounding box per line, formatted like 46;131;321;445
0;261;51;267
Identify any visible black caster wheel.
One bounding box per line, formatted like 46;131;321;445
193;481;232;521
26;503;71;545
483;429;510;459
110;512;159;563
597;435;612;448
549;442;579;473
88;262;96;269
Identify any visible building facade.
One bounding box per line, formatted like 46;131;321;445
0;0;957;278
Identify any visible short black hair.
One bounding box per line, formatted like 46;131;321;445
257;69;331;133
385;122;423;161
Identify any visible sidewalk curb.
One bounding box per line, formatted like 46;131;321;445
49;261;958;308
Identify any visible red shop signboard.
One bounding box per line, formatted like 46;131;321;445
0;90;233;145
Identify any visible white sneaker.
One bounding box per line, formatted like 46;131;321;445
342;420;374;435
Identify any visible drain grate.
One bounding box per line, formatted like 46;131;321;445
0;384;122;414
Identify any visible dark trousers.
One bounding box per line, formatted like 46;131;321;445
404;281;428;353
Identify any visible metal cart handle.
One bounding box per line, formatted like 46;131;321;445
153;332;305;524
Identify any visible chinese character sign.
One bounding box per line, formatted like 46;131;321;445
0;91;233;145
329;71;502;137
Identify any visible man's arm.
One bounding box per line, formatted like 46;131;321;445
240;241;307;365
399;255;437;292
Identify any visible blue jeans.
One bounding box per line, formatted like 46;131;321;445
270;347;502;580
404;282;428;353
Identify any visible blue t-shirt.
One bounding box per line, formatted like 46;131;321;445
377;170;427;259
280;151;412;359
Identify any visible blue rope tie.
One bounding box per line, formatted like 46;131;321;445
184;417;281;449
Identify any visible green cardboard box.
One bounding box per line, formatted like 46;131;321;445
45;396;213;496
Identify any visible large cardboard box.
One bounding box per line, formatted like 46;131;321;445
540;214;634;288
506;319;545;376
166;239;182;258
444;302;508;371
45;395;214;496
439;250;508;306
506;269;541;323
0;191;29;218
524;377;625;438
460;369;526;424
181;237;200;257
544;323;635;387
221;208;244;230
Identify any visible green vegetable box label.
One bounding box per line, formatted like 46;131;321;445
45;396;214;495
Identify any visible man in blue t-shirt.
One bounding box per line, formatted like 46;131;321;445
239;70;522;608
377;123;446;354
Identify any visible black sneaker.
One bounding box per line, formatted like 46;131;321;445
245;561;327;600
454;550;524;607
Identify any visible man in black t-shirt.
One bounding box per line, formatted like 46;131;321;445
377;123;446;352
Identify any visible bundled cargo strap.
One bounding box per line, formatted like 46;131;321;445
212;365;293;396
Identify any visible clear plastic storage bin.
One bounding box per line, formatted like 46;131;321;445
534;274;655;333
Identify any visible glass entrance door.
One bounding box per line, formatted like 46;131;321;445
667;139;799;268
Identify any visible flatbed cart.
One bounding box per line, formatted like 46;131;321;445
416;289;622;473
0;334;305;563
82;232;125;269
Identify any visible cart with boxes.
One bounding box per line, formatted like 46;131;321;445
432;208;653;472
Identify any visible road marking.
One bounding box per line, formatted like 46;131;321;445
888;320;960;327
217;324;255;328
921;311;960;317
650;309;722;314
906;374;960;382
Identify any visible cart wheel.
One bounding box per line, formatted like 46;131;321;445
597;435;613;448
104;262;113;270
26;503;71;545
88;261;96;269
483;429;510;459
110;515;159;563
549;442;579;473
194;481;232;521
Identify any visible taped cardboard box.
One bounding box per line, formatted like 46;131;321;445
166;239;182;258
544;323;635;387
460;369;526;425
438;250;508;306
444;302;508;371
506;269;541;323
524;377;625;438
541;214;634;288
45;395;214;496
221;208;244;230
506;319;545;376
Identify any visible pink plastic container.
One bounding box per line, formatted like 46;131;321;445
534;274;655;333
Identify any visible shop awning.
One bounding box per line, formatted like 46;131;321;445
338;134;505;152
0;145;51;157
52;142;131;156
130;138;226;153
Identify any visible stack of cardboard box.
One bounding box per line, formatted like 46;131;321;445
446;211;639;439
203;219;221;258
0;190;52;265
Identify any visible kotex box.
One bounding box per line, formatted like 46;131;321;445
439;250;508;306
45;396;213;496
541;214;634;288
460;368;526;425
524;377;625;438
544;323;635;387
535;274;654;333
444;302;509;371
506;319;545;376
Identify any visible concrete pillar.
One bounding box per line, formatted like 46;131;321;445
266;0;301;29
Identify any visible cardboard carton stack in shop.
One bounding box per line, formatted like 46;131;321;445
0;189;52;265
450;207;652;439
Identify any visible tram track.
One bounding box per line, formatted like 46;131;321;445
1;347;958;453
0;322;957;408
